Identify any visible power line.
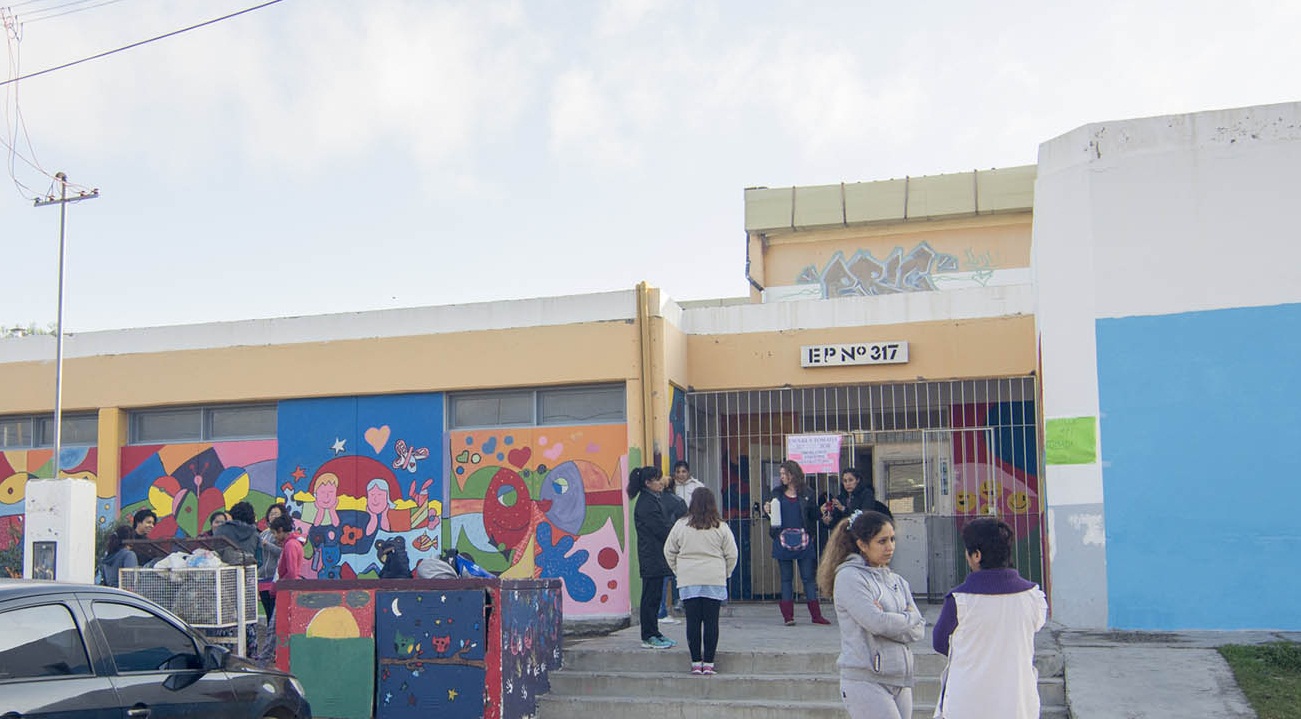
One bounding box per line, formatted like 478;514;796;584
0;0;285;88
21;0;130;25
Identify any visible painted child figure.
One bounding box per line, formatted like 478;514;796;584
932;518;1047;719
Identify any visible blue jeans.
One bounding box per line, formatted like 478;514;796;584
777;552;818;602
658;576;678;617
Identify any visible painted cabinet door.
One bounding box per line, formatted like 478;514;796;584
375;590;486;719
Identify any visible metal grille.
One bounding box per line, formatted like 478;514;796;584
685;377;1044;603
119;565;256;650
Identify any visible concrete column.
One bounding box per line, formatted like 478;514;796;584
24;478;98;583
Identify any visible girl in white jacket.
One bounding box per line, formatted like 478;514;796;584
816;510;925;719
664;487;738;676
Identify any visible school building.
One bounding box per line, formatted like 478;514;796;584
2;100;1298;631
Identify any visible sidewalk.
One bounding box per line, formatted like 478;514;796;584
1058;625;1301;719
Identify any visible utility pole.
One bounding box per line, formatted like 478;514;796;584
33;172;99;478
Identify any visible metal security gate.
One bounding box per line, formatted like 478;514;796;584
685;378;1044;603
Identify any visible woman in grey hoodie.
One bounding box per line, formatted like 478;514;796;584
816;510;925;719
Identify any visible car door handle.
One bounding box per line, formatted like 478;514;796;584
127;705;150;718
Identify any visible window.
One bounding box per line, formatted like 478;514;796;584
92;602;200;673
449;385;625;428
129;404;276;444
0;414;97;450
0;604;92;681
539;386;625;424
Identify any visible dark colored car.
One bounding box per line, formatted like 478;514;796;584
0;579;311;719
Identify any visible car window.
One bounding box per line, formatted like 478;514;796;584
92;601;201;673
0;603;93;680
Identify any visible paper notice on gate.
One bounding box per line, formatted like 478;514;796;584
785;434;842;474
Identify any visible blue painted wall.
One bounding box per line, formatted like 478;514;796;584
1097;303;1301;629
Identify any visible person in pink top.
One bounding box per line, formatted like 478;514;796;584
258;514;306;667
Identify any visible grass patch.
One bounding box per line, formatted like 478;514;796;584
1218;642;1301;719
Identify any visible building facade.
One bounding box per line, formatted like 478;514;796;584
3;100;1297;630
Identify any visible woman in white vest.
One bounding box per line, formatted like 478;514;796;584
931;517;1048;719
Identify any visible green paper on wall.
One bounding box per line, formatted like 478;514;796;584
1045;416;1096;465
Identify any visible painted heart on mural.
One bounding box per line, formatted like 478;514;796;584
507;447;531;468
364;425;391;454
455;449;471;463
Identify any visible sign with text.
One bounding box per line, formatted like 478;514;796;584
785;433;842;474
801;341;909;367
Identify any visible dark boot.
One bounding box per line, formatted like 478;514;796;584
808;600;831;625
779;600;795;626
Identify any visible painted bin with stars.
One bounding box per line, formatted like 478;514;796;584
375;589;486;719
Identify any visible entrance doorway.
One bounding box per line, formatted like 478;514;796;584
684;378;1043;603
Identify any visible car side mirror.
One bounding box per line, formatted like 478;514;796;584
203;644;230;671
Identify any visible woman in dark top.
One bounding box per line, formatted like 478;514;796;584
822;466;892;530
764;460;830;626
627;465;678;650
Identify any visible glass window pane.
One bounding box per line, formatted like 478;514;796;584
92;602;199;673
207;405;276;440
0;418;33;449
452;393;532;427
0;604;92;680
37;415;98;447
131;409;202;444
539;386;625;425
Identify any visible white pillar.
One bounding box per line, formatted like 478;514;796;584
23;478;99;583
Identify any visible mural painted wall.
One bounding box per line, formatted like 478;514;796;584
794;241;1024;298
952;401;1042;585
278;588;377;719
668;385;686;470
119;441;278;537
1;448;104;556
499;585;563;719
277;394;445;580
447;425;628;616
376;589;487;719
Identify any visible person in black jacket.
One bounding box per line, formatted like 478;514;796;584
627;465;678;650
822;467;892;530
763;460;830;626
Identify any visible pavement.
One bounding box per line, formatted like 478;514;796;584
566;602;1301;718
1058;625;1301;719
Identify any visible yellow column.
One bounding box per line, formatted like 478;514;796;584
96;407;125;524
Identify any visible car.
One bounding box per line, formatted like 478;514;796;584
0;578;311;719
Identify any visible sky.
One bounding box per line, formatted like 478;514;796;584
2;0;1299;333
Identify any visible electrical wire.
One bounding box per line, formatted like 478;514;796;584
20;0;131;25
13;0;101;21
0;0;286;88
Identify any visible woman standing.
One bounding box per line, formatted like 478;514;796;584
626;466;678;650
658;470;689;625
932;518;1047;719
258;503;287;620
664;488;737;675
817;511;925;719
765;460;830;625
822;467;892;529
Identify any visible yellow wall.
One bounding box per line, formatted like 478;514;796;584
685;314;1036;391
1;322;640;412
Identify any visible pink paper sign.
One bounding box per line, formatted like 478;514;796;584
785;433;842;474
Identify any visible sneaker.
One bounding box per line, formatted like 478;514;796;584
691;661;704;675
701;662;716;675
659;615;680;624
656;635;677;648
642;636;673;650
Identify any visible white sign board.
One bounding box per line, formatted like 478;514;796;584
801;341;909;367
785;433;842;474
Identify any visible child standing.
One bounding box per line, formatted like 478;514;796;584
664;488;737;675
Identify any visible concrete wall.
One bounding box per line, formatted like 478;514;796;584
1035;101;1301;629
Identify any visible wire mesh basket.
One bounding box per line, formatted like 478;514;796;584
119;565;255;630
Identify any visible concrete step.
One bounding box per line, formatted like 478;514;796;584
536;695;1070;719
548;668;1066;707
560;643;1065;678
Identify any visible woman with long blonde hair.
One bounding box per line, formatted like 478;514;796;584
817;511;925;719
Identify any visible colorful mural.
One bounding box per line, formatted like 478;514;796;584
499;585;563;719
1;447;106;529
376;589;486;719
279;588;376;719
119;441;278;537
668;385;686;469
277;394;445;580
952;401;1042;584
447;425;628;615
